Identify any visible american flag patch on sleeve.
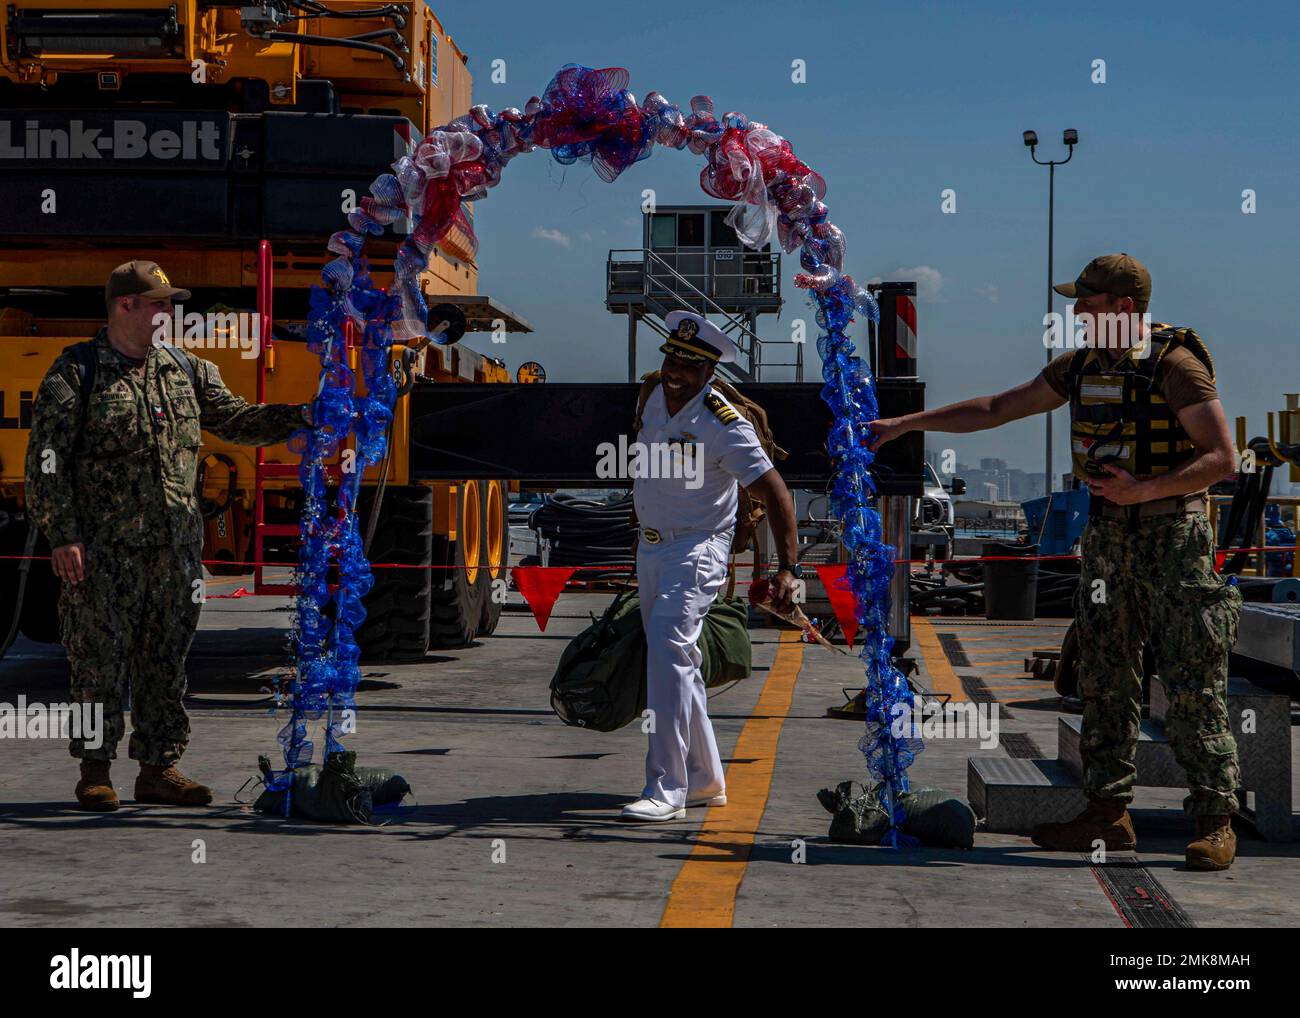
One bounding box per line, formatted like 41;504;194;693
44;373;75;407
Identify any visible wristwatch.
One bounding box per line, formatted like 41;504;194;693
776;561;803;580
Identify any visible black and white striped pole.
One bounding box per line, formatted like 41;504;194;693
872;280;918;656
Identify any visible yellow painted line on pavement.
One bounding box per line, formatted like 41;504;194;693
912;617;967;702
943;635;1046;643
660;629;804;929
937;620;1070;628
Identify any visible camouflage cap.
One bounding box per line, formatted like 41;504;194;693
1054;253;1151;308
106;260;191;304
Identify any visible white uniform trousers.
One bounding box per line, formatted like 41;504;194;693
636;529;731;808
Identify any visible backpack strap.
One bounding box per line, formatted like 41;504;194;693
1178;327;1214;382
1139;324;1214;385
160;344;197;387
64;338;197;454
59;339;98;457
65;340;98;421
710;377;789;461
65;337;195;409
632;370;661;432
1127;324;1215;404
1129;325;1178;392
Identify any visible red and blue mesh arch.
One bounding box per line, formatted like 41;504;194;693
280;63;921;840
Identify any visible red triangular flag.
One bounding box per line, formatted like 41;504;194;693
512;566;576;631
814;564;859;649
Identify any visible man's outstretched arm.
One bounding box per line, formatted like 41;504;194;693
868;375;1066;452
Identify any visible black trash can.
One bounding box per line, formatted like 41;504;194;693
982;542;1039;621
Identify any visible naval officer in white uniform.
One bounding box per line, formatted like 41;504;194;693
621;310;801;822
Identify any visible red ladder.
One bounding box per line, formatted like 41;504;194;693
251;239;351;595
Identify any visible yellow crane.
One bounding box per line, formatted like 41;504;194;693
0;1;532;659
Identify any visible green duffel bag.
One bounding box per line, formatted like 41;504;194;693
697;593;752;688
549;590;752;733
549;589;647;733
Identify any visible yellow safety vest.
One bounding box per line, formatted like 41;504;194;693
1066;324;1215;482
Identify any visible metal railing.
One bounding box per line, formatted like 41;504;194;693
607;246;780;302
607;247;800;381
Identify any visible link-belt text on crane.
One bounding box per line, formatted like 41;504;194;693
0;118;223;161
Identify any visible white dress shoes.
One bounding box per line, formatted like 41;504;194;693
687;791;727;807
619;797;686;822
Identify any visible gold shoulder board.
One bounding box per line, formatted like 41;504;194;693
705;392;740;425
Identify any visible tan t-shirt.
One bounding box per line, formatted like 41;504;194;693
1040;345;1218;413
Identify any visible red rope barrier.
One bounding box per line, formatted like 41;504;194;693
2;547;1295;570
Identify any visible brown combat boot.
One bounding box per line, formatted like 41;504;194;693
75;760;120;812
1186;815;1236;871
135;764;213;806
1031;796;1136;852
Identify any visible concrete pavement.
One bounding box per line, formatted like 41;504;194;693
1;586;1296;927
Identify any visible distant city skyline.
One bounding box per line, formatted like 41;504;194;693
925;447;1049;503
925;448;1300;503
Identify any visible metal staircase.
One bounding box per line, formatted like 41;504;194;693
610;249;802;383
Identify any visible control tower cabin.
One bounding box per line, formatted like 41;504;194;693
606;204;798;383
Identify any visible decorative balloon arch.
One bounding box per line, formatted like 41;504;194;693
275;64;921;841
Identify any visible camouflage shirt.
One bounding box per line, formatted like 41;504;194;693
25;328;305;551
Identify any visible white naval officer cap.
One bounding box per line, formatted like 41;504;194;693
660;311;737;364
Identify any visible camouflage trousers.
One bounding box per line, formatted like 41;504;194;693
60;542;203;765
1075;512;1242;816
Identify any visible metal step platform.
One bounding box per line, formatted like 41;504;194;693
1235;603;1300;671
1148;677;1294;842
968;757;1088;832
970;674;1295;842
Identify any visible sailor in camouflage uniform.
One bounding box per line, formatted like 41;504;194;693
24;261;310;812
868;255;1243;870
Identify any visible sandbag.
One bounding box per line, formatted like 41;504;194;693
550;590;753;732
361;769;414;806
817;780;976;849
253;751;411;823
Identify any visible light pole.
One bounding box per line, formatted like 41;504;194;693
1024;128;1077;495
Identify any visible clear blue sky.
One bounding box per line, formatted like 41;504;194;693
440;0;1299;478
